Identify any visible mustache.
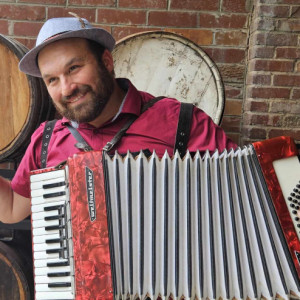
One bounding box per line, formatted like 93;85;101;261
61;85;91;102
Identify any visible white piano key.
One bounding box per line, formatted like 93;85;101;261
34;258;69;268
31;209;61;221
35;283;73;292
33;240;64;252
35;275;72;284
34;265;72;276
31;177;66;190
30;169;66;183
31;194;68;206
32;218;60;229
34;251;61;260
33;233;61;244
33;226;66;237
31;185;67;197
31;200;66;213
35;291;74;300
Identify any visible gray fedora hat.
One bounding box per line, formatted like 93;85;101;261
19;17;115;77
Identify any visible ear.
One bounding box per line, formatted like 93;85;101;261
102;49;114;73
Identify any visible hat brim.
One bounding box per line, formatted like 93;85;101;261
19;28;115;78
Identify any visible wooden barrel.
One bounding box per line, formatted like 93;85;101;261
0;240;33;299
0;34;55;162
113;31;225;125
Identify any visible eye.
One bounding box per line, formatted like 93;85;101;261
46;77;56;85
69;65;80;73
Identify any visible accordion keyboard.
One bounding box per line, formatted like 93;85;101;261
30;168;75;300
273;156;300;241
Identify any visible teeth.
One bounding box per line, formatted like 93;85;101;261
69;94;83;103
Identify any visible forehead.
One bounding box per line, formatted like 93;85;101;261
38;38;91;61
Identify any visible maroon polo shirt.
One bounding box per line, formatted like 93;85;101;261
11;79;236;198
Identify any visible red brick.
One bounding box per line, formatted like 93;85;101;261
215;30;247;46
0;20;9;35
283;116;300;127
274;75;300;87
0;5;45;21
165;28;213;46
13;21;42;37
244;113;282;127
249;59;294;72
223;100;242;116
242;127;267;140
19;0;65;3
119;0;167;9
113;26;157;42
148;11;197;27
97;8;146;25
70;0;114;5
246;73;271;85
222;0;249;13
278;19;300;32
218;64;245;83
292;89;300;99
204;48;245;64
258;5;290;18
244;100;269;112
260;0;300;3
220;115;241;131
225;86;243;99
276;47;300;59
248;46;274;59
199;13;247;29
291;6;300;17
249;87;291;99
15;37;35;49
48;8;95;22
251;18;276;31
254;32;298;47
170;0;218;11
270;101;300;114
269;129;300;141
226;133;240;145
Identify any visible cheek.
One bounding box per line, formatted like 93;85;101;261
47;87;60;103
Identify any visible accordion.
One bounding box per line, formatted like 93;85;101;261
30;136;300;300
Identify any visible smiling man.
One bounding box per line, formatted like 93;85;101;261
0;16;236;224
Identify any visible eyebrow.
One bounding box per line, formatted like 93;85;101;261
41;56;86;80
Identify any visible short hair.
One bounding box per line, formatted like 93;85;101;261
86;39;106;65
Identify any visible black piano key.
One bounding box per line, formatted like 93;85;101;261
45;225;65;231
45;214;65;221
47;261;70;267
48;282;71;288
47;272;70;277
43;191;66;199
46;247;66;254
43;181;66;189
46;238;63;244
44;205;64;212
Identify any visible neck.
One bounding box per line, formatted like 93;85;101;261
88;80;126;128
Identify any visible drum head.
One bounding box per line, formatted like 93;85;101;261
113;31;224;125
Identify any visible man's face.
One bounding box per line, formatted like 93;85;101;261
38;38;114;123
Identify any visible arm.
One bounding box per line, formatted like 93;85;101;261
0;176;31;224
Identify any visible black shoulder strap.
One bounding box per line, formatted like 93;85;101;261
174;102;194;158
41;119;57;168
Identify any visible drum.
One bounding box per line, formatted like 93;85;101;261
113;31;224;125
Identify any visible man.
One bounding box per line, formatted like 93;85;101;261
0;16;236;224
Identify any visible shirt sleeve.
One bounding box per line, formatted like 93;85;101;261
187;106;237;154
11;123;45;198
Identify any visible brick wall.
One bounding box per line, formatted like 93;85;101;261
0;0;299;146
243;0;300;145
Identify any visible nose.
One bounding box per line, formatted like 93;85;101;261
61;76;76;98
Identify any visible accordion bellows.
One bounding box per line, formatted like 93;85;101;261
30;136;300;300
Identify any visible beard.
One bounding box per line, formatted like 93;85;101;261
53;63;115;123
